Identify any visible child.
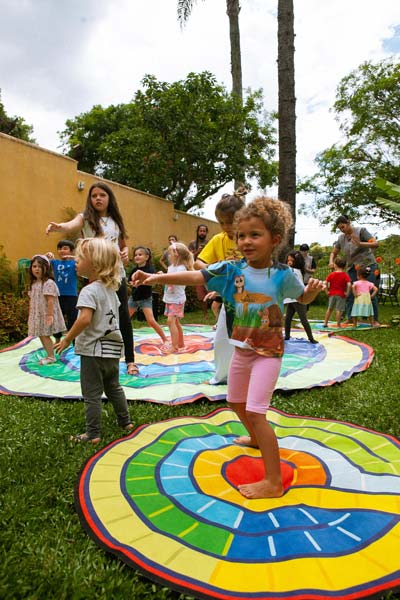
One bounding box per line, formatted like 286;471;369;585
284;251;318;343
324;257;352;327
195;191;245;384
132;196;324;498
351;266;378;327
159;234;178;271
47;239;78;340
162;242;194;353
46;182;138;375
27;254;66;364
54;238;133;444
128;246;167;343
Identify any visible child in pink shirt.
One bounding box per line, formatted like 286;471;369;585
351;266;378;327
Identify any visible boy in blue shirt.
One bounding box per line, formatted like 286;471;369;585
47;240;78;340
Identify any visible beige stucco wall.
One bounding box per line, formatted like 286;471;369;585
0;133;220;266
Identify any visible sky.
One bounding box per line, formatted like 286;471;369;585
1;0;399;246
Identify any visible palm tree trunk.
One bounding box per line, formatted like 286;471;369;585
226;0;243;102
278;0;296;248
227;0;244;189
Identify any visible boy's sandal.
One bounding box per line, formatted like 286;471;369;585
126;362;139;376
70;433;101;444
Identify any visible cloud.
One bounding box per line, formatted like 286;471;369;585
1;0;399;243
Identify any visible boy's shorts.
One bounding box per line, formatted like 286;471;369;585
328;295;346;312
164;302;184;318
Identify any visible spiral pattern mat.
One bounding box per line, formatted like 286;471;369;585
76;407;400;600
0;325;373;404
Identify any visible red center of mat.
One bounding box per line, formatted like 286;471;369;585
225;456;295;490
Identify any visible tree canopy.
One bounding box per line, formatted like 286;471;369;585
299;58;400;227
0;91;35;142
60;72;277;211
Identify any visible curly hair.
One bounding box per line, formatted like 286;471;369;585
75;238;122;290
234;196;293;256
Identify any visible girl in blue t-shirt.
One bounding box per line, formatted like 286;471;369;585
131;197;324;499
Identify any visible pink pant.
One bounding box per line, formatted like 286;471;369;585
227;348;282;414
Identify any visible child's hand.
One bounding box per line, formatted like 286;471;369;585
204;290;218;302
46;252;55;259
131;270;154;286
46;222;62;235
54;338;70;354
306;278;326;292
46;315;54;326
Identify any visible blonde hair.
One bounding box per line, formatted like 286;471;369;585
75;238;121;290
168;242;194;270
234;196;293;257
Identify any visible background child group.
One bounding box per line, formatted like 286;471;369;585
29;181;377;499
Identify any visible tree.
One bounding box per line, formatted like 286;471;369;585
375;178;400;223
60;72;277;211
300;58;400;226
177;1;243;101
277;0;296;247
0;91;35;142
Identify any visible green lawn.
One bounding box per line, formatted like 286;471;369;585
1;303;400;599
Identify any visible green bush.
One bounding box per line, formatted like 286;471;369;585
0;293;29;344
0;246;17;293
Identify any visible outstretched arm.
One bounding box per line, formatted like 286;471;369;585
297;278;325;305
46;214;84;236
132;270;205;287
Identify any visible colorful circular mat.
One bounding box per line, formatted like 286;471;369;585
76;408;400;600
0;326;373;404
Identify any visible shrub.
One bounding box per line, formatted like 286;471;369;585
0;293;29;344
0;246;17;293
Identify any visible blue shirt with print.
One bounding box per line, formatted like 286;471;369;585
51;259;78;297
202;259;304;357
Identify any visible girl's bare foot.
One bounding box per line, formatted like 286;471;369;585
123;424;134;432
234;435;259;448
238;480;283;499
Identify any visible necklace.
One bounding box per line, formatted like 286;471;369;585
100;216;109;227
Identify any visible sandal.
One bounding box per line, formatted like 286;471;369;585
39;356;56;365
123;423;134;433
126;362;139;376
70;433;101;444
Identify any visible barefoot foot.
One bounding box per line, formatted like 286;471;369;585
238;480;283;499
233;435;259;448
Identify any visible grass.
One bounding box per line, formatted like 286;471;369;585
1;303;400;599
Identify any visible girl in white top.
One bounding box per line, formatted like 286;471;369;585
45;182;138;375
284;251;318;344
162;242;194;353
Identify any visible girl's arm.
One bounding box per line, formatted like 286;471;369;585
54;308;93;353
370;284;379;298
119;237;129;264
132;269;205;287
44;294;55;326
46;214;84;235
194;258;208;270
296;278;325;304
